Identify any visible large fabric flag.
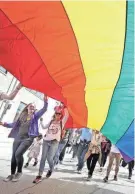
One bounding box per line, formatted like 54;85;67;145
0;1;134;161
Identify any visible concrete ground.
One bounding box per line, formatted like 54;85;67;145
0;126;134;194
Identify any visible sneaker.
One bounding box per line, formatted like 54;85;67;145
24;163;29;168
114;175;117;181
77;170;82;174
99;167;102;172
55;164;59;170
128;173;132;180
46;170;52;178
4;175;15;182
87;174;92;181
103;176;108;183
33;176;42;184
12;173;22;182
33;161;38;166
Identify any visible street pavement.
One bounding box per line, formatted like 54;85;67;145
0;126;134;194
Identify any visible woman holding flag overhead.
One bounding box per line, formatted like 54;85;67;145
0;95;48;182
33;103;69;183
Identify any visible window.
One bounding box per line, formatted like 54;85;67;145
26;89;44;100
0;66;7;74
14;102;27;121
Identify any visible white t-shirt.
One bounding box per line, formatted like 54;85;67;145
111;144;120;153
41;109;69;142
44;121;62;142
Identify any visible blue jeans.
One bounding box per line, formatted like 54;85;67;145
11;136;33;174
77;141;89;171
39;140;59;175
54;140;67;165
72;144;79;158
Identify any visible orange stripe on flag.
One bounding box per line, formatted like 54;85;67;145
0;1;87;127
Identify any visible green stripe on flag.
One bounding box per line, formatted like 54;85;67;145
101;1;134;144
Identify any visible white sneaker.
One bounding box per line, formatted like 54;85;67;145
4;175;15;182
12;173;22;182
55;164;59;170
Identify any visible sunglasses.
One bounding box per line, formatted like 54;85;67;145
55;112;61;115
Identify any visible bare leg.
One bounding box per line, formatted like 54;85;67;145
106;153;115;177
115;153;121;176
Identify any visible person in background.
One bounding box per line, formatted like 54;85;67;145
54;128;72;168
33;104;69;183
24;134;43;168
71;130;80;161
0;83;22;101
76;127;92;174
59;129;76;163
121;159;134;180
103;144;121;182
0;95;48;182
86;130;101;181
59;144;67;164
66;129;76;154
99;136;111;172
128;160;134;180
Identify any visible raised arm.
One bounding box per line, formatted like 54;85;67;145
40;119;50;129
62;107;69;128
0;83;22;101
35;95;48;119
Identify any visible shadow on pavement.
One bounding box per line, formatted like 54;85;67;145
0;175;127;194
60;176;134;188
55;168;76;174
59;176;106;184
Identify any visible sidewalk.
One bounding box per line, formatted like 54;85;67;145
0;126;134;194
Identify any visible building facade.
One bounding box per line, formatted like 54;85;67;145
0;66;56;126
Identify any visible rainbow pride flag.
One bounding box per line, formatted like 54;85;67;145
0;1;134;161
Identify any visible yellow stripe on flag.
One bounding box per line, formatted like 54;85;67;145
62;1;126;129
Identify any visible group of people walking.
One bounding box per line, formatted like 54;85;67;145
0;84;69;183
0;83;134;184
